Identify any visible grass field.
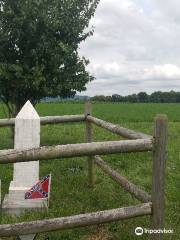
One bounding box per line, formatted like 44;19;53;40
0;102;180;240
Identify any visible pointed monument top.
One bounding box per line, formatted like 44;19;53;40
16;100;40;119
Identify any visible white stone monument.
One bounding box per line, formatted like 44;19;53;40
2;101;47;214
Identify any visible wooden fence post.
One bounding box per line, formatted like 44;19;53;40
85;102;95;187
152;114;168;239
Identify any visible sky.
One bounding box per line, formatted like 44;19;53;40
79;0;180;96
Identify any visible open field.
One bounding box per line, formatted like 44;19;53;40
0;102;180;239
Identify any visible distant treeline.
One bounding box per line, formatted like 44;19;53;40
90;91;180;103
41;91;180;103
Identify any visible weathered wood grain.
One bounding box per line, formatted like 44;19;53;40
0;115;85;127
87;115;152;140
0;202;152;237
94;156;151;203
152;115;168;239
0;139;153;164
85;102;95;187
40;115;85;124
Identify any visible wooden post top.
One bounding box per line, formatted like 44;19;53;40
85;102;92;116
154;114;168;122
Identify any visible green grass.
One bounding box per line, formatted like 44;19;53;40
0;103;180;240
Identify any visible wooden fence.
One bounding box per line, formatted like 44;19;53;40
0;102;168;239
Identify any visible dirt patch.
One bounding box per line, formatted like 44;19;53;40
86;227;109;240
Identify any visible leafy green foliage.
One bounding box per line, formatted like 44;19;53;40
0;0;99;115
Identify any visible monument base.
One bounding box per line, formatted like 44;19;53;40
2;182;48;215
2;193;48;215
2;194;48;215
2;186;48;240
17;234;36;240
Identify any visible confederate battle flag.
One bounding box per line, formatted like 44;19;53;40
25;174;51;199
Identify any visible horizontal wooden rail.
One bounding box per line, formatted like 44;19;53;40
0;114;85;127
86;115;152;140
0;202;152;237
0;118;15;126
94;156;151;202
0;139;153;164
40;115;85;125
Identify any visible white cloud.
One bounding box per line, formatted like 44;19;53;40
153;0;180;23
144;64;180;80
79;0;180;96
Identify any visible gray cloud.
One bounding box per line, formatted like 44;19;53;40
79;0;180;96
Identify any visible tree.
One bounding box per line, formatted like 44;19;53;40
0;0;100;117
125;94;138;103
112;94;123;102
91;95;107;102
137;92;149;103
149;91;162;103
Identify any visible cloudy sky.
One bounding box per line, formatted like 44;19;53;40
79;0;180;96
